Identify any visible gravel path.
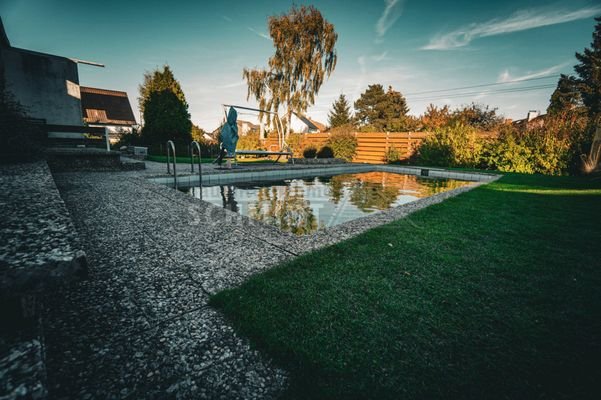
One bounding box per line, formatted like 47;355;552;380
44;171;290;399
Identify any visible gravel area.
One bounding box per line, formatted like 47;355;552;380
44;171;289;399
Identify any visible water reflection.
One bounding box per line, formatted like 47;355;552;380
220;186;238;212
249;185;319;235
188;172;471;235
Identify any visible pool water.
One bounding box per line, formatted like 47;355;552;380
186;171;471;235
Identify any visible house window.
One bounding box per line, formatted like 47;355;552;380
86;109;107;122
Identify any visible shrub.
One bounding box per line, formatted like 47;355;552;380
317;145;334;158
480;115;593;175
303;146;317;158
416;123;482;167
325;125;358;161
385;146;402;163
0;86;45;163
480;133;535;173
286;133;307;157
237;131;264;152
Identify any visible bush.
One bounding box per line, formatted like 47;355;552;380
385;146;402;163
325;125;358;161
481;115;590;175
317;145;334;158
0;87;45;163
416;123;482;167
237;131;264;152
480;133;535;173
303;146;317;158
286;133;307;157
114;128;142;148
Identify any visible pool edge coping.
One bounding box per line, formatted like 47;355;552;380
144;165;501;253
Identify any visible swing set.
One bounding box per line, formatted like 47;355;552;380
221;104;294;164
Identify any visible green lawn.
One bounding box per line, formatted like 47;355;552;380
211;173;601;399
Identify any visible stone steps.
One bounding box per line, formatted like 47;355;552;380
0;161;88;400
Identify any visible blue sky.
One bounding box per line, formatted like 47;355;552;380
1;0;599;130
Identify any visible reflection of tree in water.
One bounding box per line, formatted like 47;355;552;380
220;185;238;213
414;177;469;197
327;172;470;212
327;175;344;204
249;184;318;235
328;173;400;212
348;180;400;211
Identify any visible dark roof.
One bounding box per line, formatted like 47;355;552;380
307;117;326;132
80;86;136;125
293;112;325;132
512;113;547;128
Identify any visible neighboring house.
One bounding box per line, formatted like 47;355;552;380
0;17;102;126
290;112;325;133
210;119;262;139
80;86;137;144
237;119;260;136
512;110;546;130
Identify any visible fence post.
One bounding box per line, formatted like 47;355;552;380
386;132;389;151
104;127;110;151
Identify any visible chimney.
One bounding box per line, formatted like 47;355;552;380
527;110;540;122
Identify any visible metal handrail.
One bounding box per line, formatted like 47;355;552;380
166;140;177;189
189;141;202;191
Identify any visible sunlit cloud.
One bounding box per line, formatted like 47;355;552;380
375;0;406;41
247;27;271;41
497;62;569;82
423;5;601;50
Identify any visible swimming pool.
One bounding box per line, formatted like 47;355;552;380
183;171;472;235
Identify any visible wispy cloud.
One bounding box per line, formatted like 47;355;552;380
247;27;271;41
497;62;569;82
375;0;405;41
371;51;389;62
222;15;232;23
216;80;246;89
423;5;601;50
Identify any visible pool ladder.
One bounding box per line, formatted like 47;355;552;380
166;140;203;194
190;141;202;198
166;140;177;189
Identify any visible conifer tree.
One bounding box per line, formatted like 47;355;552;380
547;74;583;116
574;17;601;119
328;94;352;128
139;65;192;144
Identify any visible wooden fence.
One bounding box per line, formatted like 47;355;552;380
264;131;499;164
263;132;422;164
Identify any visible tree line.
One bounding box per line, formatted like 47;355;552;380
327;89;505;132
